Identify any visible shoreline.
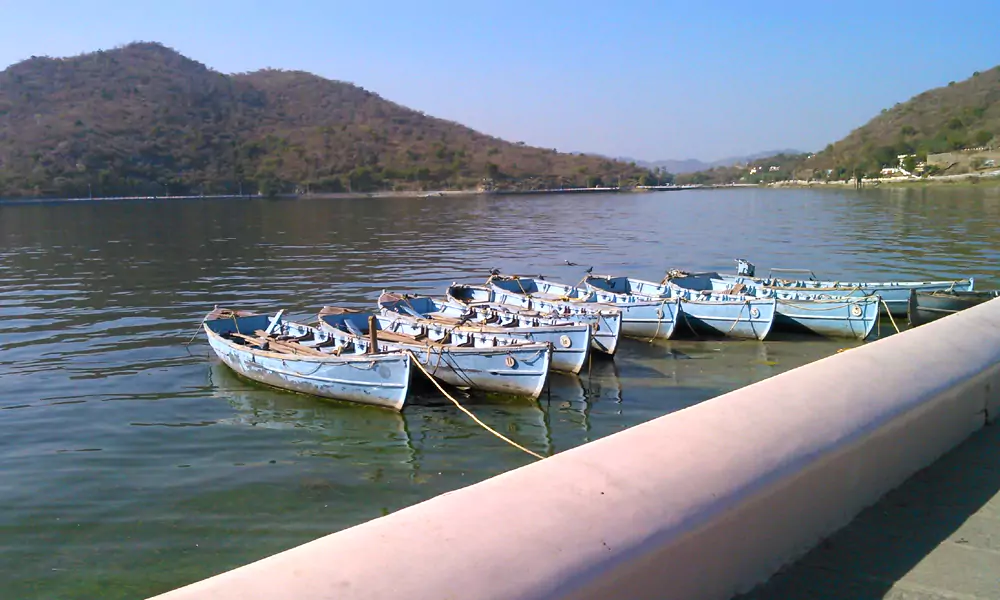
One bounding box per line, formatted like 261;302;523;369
7;174;995;204
0;185;700;204
762;170;1000;188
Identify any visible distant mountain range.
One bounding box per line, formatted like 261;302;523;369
0;43;654;198
620;150;804;174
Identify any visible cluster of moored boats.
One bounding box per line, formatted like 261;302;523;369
203;258;989;410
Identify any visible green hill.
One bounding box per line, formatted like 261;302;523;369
808;66;1000;177
677;66;1000;184
0;43;654;198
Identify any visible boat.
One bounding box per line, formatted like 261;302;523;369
446;283;622;356
908;289;1000;327
318;306;552;399
586;275;877;340
376;292;592;374
667;259;974;317
486;274;681;340
583;275;776;340
202;307;413;410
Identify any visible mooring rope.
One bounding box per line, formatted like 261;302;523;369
728;300;748;334
647;298;671;343
405;350;544;460
880;297;902;334
185;319;205;346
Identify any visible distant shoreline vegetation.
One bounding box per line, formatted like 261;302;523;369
4;43;997;198
0;184;695;204
677;66;1000;186
0;42;673;199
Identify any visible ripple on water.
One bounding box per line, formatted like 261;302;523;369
0;188;998;599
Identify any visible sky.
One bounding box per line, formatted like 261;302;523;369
1;1;997;162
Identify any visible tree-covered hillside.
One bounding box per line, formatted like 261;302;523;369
0;43;654;197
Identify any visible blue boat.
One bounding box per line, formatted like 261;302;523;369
669;259;974;318
318;306;552;399
203;307;413;410
582;275;776;340
446;283;622;356
908;289;1000;327
486;275;680;340
377;292;592;374
586;275;877;340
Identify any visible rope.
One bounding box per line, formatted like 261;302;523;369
185;319;205;346
405;350;544;460
775;298;869;312
647;298;670;343
880;297;901;334
680;305;701;338
728;301;748;334
512;276;531;298
186;312;239;346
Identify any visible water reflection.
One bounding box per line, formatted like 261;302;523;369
2;188;999;600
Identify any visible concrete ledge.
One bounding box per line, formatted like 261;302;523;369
152;299;1000;600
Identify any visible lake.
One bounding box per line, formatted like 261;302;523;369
1;186;998;599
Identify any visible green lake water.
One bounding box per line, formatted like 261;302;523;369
1;186;998;599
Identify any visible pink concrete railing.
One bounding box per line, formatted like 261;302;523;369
152;298;1000;600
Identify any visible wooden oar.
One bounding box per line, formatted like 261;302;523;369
252;330;329;357
231;331;329;358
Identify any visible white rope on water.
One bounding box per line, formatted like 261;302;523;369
405;350;544;460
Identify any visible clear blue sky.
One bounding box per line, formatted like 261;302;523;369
1;1;997;162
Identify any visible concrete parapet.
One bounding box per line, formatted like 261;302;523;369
151;299;1000;600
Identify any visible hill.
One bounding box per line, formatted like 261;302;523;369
677;67;1000;184
807;66;1000;177
0;43;654;198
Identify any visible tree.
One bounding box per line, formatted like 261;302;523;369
872;145;898;167
947;132;968;150
974;130;993;146
348;166;376;192
902;155;918;173
256;171;282;197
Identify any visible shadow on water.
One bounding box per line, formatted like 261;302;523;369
2;188;999;599
739;423;1000;599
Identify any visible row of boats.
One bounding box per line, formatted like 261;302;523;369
203;259;988;410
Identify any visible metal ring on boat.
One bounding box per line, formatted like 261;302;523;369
559;335;572;348
505;355;516;368
750;307;760;319
850;304;863;317
656;308;664;319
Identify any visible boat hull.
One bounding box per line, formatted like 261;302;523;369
449;284;622;355
908;289;1000;327
713;274;974;317
582;292;680;340
319;310;552;399
377;302;590;375
678;297;777;340
515;277;679;341
204;315;411;410
615;300;680;339
584;275;772;340
773;296;879;339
